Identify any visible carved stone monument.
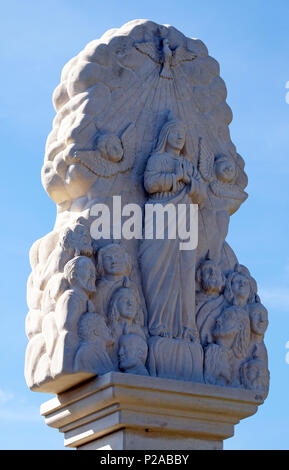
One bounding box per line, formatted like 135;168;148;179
25;19;269;449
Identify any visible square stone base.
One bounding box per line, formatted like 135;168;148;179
41;372;263;450
79;429;223;450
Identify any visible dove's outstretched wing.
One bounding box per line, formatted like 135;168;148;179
198;138;214;182
134;42;162;64
171;47;197;67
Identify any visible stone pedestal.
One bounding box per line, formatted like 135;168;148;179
40;372;263;450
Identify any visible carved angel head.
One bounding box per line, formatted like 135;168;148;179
97;134;124;163
198;141;248;193
214;153;236;184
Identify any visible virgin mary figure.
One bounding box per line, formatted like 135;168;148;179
139;119;206;342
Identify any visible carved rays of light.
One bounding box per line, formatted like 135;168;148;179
87;39;231;183
99;59;160;131
96;40;197;140
89;59;162;186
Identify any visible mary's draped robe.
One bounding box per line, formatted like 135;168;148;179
139;151;206;339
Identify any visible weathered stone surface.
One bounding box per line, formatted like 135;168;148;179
25;19;269;411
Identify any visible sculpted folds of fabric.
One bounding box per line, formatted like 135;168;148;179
25;19;269;402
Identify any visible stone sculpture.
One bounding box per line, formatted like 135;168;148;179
25;19;269;405
204;305;251;386
74;312;114;374
118;333;149;375
196;257;226;345
139;119;206;342
107;285;145;366
135;38;197;80
94;243;133;316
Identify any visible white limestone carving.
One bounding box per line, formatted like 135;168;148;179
25;19;269;401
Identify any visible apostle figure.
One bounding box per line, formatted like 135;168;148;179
51;256;96;375
39;222;93;290
74;312;114;375
195;258;226;346
224;264;258;307
204;306;250;386
118;333;149;376
94;243;133;317
240;358;269;396
107;285;145;366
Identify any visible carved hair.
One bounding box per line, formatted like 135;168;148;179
249;302;269;335
214;153;236;167
204;343;232;385
64;255;94;285
107;286;144;326
59;223;91;253
58;226;73;248
119;333;148;361
97;134;122;157
96;243;132;277
240;358;269;393
78;312;109;341
224;264;257;305
195;259;225;292
232;311;251;359
154;119;186;154
225;306;250;359
214;306;250;359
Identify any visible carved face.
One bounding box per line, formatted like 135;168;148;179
201;262;223;294
105;135;123;162
79;313;113;344
167;124;186;151
246;363;259;382
117;290;138;320
231;274;250;302
215;157;236;183
250;304;268;335
97;317;114;344
76;259;96;293
242;359;268;391
102;247;127;276
73;225;92;255
118;336;138;370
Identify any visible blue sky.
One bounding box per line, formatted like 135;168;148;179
1;0;289;449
